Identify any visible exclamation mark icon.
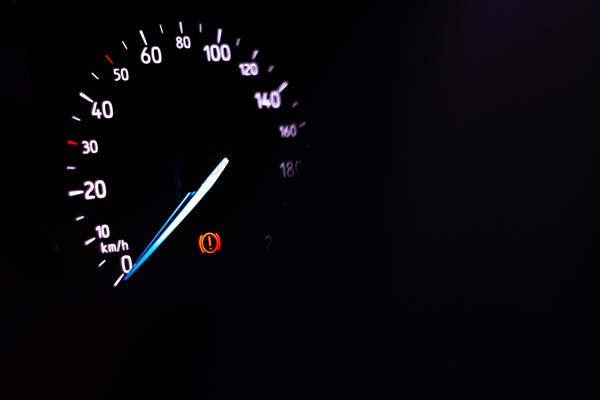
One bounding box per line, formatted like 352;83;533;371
199;233;222;254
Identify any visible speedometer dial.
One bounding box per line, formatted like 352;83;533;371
61;19;309;291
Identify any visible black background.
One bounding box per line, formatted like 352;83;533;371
2;1;600;399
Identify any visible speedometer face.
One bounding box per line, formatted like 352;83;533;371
61;19;309;291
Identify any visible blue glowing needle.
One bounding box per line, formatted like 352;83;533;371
124;157;229;281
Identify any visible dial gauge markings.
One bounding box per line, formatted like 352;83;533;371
139;30;148;45
79;92;94;103
63;21;310;288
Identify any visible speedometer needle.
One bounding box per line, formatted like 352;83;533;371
124;157;229;281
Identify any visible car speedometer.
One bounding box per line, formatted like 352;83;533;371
60;18;309;290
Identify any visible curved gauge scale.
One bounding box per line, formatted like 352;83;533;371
59;19;310;296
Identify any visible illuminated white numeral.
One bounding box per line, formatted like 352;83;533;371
95;224;111;239
279;124;298;138
279;160;303;179
255;91;282;110
121;255;133;274
176;36;191;49
82;140;99;154
203;44;231;62
141;46;162;64
113;68;129;81
91;101;113;119
83;180;107;200
239;62;259;76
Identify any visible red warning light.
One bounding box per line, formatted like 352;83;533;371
198;233;222;254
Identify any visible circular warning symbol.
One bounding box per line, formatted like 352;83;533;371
198;232;222;254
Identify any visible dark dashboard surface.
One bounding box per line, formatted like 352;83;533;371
2;1;600;399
